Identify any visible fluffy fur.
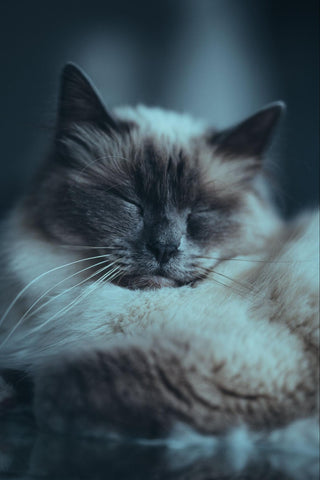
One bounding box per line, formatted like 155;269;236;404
0;65;318;461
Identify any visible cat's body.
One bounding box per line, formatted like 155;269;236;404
0;65;318;452
1;207;318;438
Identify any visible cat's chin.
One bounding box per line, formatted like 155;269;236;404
115;275;179;290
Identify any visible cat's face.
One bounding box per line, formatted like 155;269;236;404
26;64;284;288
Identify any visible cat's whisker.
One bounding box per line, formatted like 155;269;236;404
80;155;130;174
192;254;305;265
211;270;251;293
0;261;119;349
4;258;112;341
104;267;123;285
193;264;249;296
56;245;116;250
211;275;243;292
19;263;122;340
0;254;112;329
30;260;121;322
56;245;131;252
112;267;129;287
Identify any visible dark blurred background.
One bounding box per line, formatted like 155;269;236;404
0;0;318;218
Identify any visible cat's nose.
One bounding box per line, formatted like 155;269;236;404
147;241;179;264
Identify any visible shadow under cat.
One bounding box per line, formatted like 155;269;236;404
0;405;319;480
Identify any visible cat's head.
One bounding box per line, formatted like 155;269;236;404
26;64;285;288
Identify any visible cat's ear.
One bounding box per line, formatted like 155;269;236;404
56;63;118;133
210;102;286;159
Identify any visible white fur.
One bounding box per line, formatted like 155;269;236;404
0;211;317;382
0;198;318;462
115;105;206;145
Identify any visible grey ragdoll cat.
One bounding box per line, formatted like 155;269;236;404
0;65;318;452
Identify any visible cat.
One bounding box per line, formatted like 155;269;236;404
0;65;318;453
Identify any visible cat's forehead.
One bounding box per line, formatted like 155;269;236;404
114;105;206;147
61;104;260;206
62;106;236;209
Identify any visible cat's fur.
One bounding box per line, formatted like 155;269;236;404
0;65;318;452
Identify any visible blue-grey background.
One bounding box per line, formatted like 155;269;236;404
0;0;319;217
0;2;319;478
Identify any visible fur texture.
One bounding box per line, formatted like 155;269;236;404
0;65;318;458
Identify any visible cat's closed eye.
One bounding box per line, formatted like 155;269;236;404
189;209;213;216
187;208;217;221
186;208;223;241
113;193;144;216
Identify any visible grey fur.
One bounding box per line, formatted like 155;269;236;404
0;65;317;448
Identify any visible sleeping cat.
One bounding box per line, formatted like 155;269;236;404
0;65;318;451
